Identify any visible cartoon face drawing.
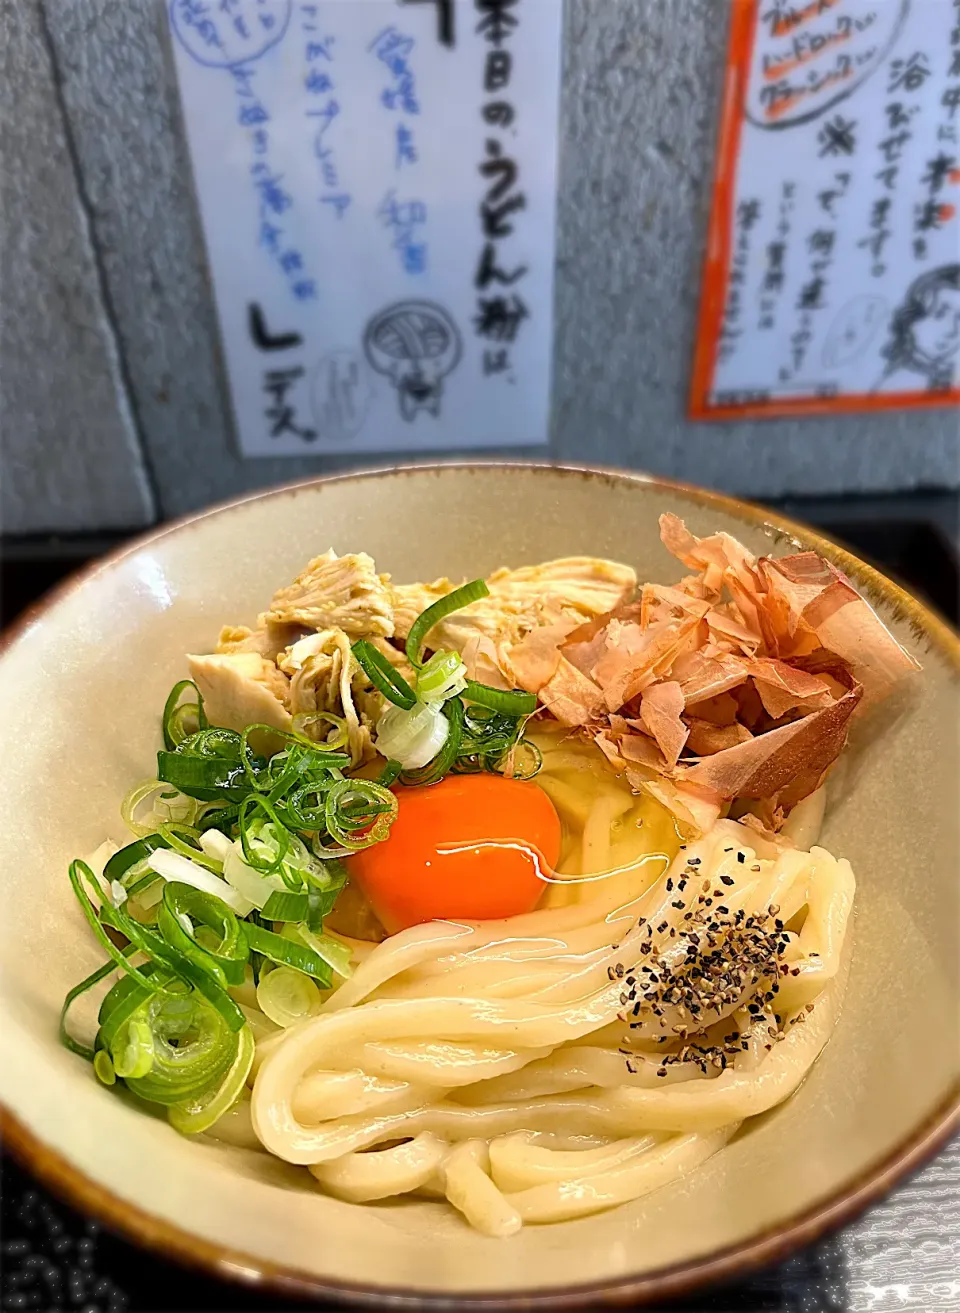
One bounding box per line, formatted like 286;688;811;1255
879;264;960;392
911;283;960;365
363;301;462;421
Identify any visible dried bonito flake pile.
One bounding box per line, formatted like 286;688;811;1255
508;515;919;835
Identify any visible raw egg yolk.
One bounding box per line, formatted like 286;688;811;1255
349;774;561;933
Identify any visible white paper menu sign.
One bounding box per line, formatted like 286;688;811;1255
691;0;960;421
166;0;561;455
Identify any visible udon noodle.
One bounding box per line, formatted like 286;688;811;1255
229;732;853;1237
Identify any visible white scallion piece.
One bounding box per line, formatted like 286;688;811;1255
222;848;286;910
146;848;253;916
198;828;233;862
375;701;449;770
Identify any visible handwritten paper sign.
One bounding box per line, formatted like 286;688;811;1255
166;0;561;456
691;0;960;420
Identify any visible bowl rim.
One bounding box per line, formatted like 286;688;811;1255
2;460;958;1308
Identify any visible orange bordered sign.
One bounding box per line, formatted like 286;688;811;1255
690;0;960;421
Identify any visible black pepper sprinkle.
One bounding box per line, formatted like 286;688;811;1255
720;875;735;886
737;852;745;863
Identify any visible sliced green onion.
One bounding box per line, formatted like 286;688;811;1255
244;923;333;986
99;896;247;1033
375;700;450;771
261;889;311;922
405;579;490;669
68;861;164;995
417;649;468;704
121;779;199;837
291;924;354;980
157;823;224;874
377;759;402;788
167;1023;255;1135
324;779;398;850
162;680;207;750
156;882;248;987
59;949;138;1061
401;696;465;786
255;966;322;1028
185;726;244;758
222;847;286;910
197;828;233;863
238;796;290;875
123;993;240;1105
197;804;240;835
305;873;344;932
259;864;345;926
94;1051;116;1085
97;968;167;1052
156;751;249;802
464;681;537;716
104;834;172;887
499;737;543;781
111;1017;155;1079
352;640;417;709
146;847;252;916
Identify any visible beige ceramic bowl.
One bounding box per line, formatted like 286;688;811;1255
1;465;958;1307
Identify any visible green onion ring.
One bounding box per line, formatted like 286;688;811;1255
162;680;207;750
405;580;490;669
352;640;417;709
59;947;139;1061
157;882;248;987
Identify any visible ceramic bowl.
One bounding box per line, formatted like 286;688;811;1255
1;465;958;1307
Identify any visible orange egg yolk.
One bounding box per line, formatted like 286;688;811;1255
348;774;562;933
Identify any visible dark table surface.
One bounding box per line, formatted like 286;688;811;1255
2;491;958;1313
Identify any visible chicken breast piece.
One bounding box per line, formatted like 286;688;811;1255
391;557;637;683
263;550;394;638
215;622;307;660
389;578;457;641
187;653;292;736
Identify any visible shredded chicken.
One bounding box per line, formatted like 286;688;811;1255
264;550;394;638
277;629;384;766
187;653;292;736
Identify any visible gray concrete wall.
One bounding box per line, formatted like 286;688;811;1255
0;0;155;534
4;0;958;533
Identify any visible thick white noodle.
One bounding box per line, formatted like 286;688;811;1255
247;814;854;1234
